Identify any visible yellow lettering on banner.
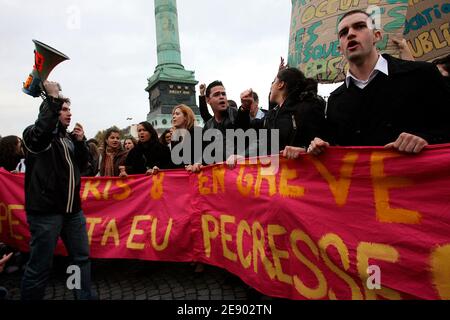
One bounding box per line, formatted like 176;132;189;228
237;219;252;269
198;173;211;195
126;215;152;250
309;152;358;206
7;204;24;240
113;180;132;201
430;244;450;300
220;215;237;262
82;180;101;201
441;23;450;44
318;233;363;300
151;217;173;251
279;164;304;198
101;219;119;246
201;214;219;258
102;180;112;200
252;221;276;279
0;203;7;234
290;230;327;299
268;225;292;285
357;242;401;300
151;174;164;200
86;217;102;245
236;166;254;196
212;166;226;194
371;152;421;224
255;167;277;197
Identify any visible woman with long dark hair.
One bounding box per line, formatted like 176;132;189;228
0;135;25;172
159;129;172;149
123;121;171;175
249;67;326;154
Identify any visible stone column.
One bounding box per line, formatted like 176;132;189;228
154;0;183;68
145;0;200;133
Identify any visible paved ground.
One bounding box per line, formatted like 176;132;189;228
1;256;272;300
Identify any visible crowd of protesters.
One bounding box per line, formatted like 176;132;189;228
1;9;450;300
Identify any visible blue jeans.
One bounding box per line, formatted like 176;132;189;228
21;211;93;300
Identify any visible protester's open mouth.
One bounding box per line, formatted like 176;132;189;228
347;40;359;51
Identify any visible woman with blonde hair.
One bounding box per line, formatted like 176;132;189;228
172;104;196;131
170;104;202;172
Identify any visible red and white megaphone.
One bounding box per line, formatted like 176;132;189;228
22;39;70;97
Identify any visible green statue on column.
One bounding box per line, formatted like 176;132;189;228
146;0;199;132
155;0;182;68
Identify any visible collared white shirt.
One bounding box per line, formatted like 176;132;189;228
345;55;389;89
250;108;266;121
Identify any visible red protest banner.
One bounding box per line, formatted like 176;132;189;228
1;145;449;300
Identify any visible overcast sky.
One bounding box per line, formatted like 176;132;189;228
0;0;340;138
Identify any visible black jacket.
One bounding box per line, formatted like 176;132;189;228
203;106;250;132
23;97;89;215
202;107;250;163
325;54;450;146
198;95;212;123
125;139;172;174
251;92;326;151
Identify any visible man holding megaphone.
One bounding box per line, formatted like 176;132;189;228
21;80;94;300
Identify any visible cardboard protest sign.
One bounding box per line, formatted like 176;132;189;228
404;0;450;62
288;0;449;82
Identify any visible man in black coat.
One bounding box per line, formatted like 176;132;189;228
308;10;450;156
202;81;250;165
21;81;93;300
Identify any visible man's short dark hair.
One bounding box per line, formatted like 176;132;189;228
86;138;99;146
252;91;259;103
228;99;238;109
433;54;450;73
339;9;375;26
206;80;224;97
